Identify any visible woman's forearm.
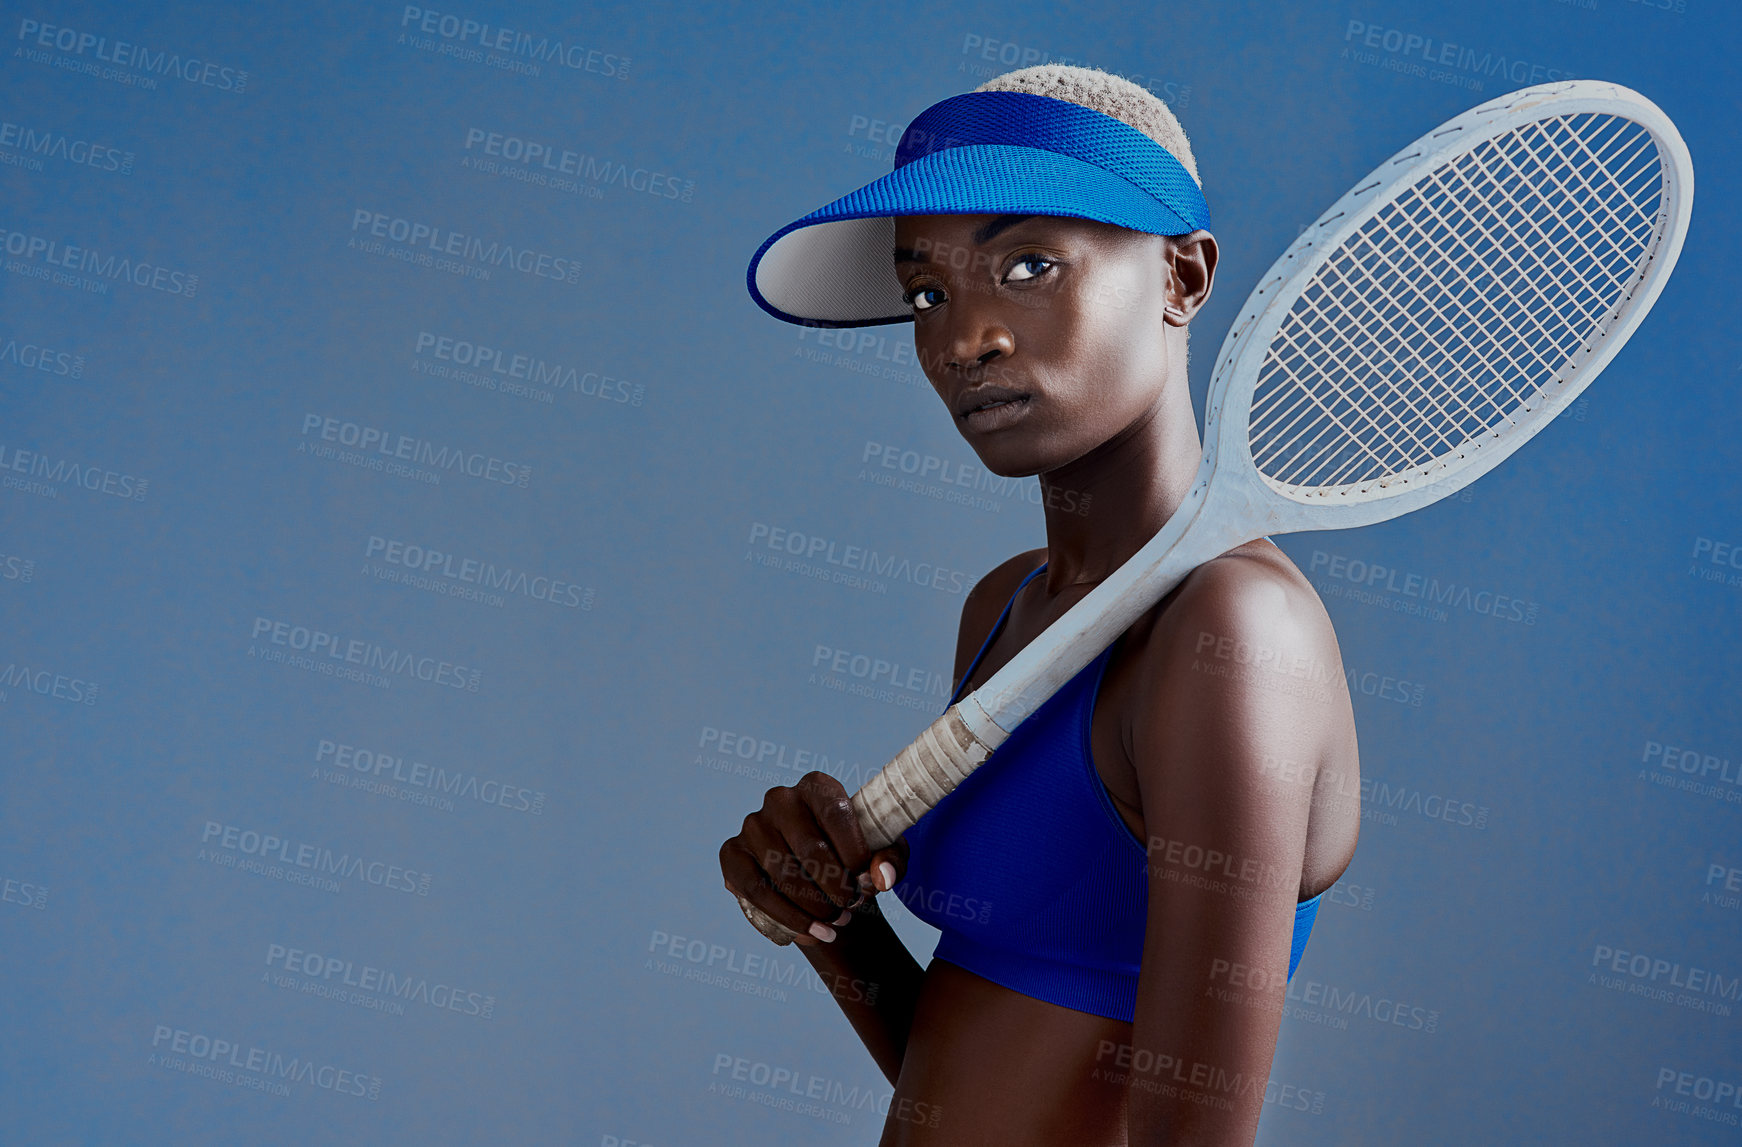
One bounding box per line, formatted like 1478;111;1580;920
798;900;927;1084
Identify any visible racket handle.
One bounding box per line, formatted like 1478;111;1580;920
734;700;1009;946
851;697;1007;848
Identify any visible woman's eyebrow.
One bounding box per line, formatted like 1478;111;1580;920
972;213;1037;244
892;214;1040;265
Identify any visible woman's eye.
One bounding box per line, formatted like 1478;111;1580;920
1006;256;1054;282
906;286;944;312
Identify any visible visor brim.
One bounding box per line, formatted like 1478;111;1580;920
748;144;1204;328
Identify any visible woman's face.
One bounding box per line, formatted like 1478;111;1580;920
891;213;1209;478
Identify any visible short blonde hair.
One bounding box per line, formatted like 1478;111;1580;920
973;64;1201;190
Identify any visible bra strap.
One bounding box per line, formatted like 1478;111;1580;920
946;562;1048;709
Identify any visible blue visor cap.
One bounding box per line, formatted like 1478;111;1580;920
747;89;1211;328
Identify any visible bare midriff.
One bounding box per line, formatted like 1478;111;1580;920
879;961;1133;1147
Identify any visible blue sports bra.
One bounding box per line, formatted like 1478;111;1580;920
897;562;1326;1023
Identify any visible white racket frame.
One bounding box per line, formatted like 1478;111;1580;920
977;80;1693;720
737;80;1692;943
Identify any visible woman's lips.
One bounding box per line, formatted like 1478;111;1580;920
961;395;1031;432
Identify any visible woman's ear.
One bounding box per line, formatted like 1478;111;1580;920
1162;229;1218;326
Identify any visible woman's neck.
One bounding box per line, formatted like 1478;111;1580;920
1035;379;1202;592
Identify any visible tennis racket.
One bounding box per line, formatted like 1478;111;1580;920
737;79;1692;943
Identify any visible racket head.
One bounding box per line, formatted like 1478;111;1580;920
1198;79;1693;533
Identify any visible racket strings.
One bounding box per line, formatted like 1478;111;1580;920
1247;112;1664;494
1428;117;1658;346
1252;115;1659;490
1282;126;1648;491
1268;115;1644;460
1254;263;1455;482
1342;117;1658;418
1252;115;1658;490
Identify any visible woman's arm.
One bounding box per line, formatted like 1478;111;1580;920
719;771;922;1083
796;885;927;1083
717;551;1045;1083
1119;556;1353;1146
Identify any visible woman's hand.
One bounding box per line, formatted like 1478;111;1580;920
719;772;908;946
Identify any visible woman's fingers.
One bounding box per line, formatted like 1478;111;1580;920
718;773;877;944
745;801;846;917
719;836;826;946
868;834;910;893
771;819;858;924
792;773;872;908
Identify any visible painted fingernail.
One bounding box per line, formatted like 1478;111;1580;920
878;862;897;892
808;921;837;943
833;910;853;926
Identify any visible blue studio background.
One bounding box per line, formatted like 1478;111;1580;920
2;1;1737;1144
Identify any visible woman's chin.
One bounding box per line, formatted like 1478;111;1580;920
961;448;1042;481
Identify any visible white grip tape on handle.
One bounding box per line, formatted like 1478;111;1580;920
735;700;1007;946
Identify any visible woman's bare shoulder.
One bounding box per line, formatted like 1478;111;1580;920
968;547;1050;606
1122;539;1359;892
1118;537;1352;765
1146;538;1339;657
951;548;1048;681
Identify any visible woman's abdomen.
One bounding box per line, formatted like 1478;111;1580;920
880;961;1132;1147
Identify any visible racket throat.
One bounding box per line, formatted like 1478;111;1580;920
974;473;1256;730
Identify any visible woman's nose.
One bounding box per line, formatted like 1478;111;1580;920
941;300;1015;372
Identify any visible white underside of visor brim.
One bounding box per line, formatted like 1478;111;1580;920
755;216;907;325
